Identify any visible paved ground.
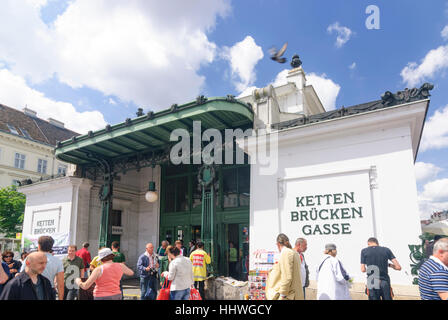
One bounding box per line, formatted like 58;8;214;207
123;278;142;300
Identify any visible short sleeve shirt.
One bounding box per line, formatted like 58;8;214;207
418;257;448;300
112;251;125;263
229;248;237;262
63;256;85;281
360;246;395;281
90;256;103;269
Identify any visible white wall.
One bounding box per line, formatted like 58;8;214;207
20;177;92;253
248;106;424;286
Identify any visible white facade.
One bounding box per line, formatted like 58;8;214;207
19;166;161;271
0;130;75;188
239;67;427;294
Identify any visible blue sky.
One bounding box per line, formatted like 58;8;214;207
0;0;447;217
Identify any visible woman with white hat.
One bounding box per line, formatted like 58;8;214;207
316;243;352;300
76;248;134;300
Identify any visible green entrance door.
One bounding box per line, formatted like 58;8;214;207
160;163;250;277
220;223;249;280
160;226;174;246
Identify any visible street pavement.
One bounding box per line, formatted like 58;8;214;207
123;278;142;300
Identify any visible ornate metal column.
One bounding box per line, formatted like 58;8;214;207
98;171;113;248
84;152;114;248
199;164;217;275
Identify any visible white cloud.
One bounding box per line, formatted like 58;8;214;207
306;73;341;111
442;25;448;41
272;69;289;87
349;62;356;70
400;45;448;87
415;162;442;183
418;177;448;219
223;36;264;93
418;197;448;219
420;178;448;203
0;69;107;134
108;98;117;105
0;0;231;109
420;105;448;151
327;22;353;48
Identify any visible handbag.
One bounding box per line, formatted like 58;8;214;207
189;287;202;300
156;279;171;300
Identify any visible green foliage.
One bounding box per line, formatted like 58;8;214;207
0;185;26;237
419;233;435;241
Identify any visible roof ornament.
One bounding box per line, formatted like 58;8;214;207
136;108;144;117
226;94;236;102
196;95;208;105
381;83;434;107
170;104;178;112
290;54;302;69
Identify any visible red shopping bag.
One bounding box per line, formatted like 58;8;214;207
157;279;171;300
189;287;202;300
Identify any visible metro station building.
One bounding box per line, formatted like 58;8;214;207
19;57;432;294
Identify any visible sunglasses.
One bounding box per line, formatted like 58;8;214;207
4;256;13;258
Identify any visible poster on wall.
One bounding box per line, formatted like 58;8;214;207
23;207;69;256
278;170;375;282
23;232;70;256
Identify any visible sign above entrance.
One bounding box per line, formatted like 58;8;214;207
111;226;123;235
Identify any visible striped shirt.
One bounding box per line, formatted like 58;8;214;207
418;256;448;300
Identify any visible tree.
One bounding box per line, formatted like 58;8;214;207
0;185;26;237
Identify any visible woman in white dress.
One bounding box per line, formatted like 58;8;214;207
316;243;352;300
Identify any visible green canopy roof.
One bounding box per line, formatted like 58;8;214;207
55;97;253;165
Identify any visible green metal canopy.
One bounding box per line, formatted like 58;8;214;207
55;96;253;165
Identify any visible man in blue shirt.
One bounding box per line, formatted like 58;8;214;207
137;243;159;300
418;238;448;300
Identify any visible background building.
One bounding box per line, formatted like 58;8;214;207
0;104;78;188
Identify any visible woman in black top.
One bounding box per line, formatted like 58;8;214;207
2;251;22;281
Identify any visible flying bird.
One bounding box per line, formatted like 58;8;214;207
269;42;288;63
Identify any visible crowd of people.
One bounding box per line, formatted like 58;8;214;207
0;233;447;300
265;233;448;300
0;236;211;301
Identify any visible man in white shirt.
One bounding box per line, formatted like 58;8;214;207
316;243;352;300
20;236;64;300
162;247;194;300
